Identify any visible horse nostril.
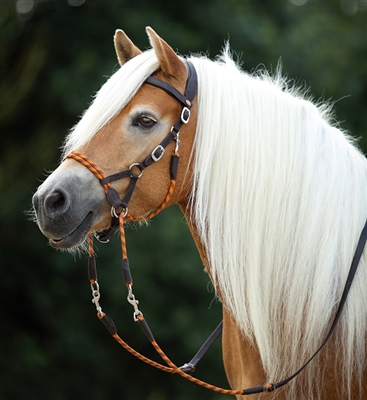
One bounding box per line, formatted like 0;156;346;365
44;189;70;218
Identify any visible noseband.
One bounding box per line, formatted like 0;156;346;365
66;61;367;396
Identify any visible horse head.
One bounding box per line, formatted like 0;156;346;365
32;27;197;250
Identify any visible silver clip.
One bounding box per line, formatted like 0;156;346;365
127;285;143;321
175;132;180;153
91;281;102;314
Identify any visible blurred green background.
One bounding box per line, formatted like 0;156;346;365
1;1;366;399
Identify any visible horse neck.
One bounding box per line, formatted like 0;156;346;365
179;203;210;275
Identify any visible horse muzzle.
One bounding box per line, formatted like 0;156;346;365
32;161;108;249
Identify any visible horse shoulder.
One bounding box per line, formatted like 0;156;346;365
222;306;366;400
222;307;270;400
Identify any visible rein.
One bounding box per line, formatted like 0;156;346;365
66;62;367;396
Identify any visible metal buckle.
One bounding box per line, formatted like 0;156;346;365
181;107;190;124
151;145;165;162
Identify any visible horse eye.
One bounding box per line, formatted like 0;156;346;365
139;116;156;128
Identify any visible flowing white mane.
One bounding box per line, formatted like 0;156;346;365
189;50;367;399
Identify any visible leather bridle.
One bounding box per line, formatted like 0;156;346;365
66;61;367;396
67;60;198;241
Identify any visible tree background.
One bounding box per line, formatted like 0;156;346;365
1;1;366;399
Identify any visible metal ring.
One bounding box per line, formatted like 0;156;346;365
90;280;100;292
111;206;128;218
94;232;109;243
129;163;144;178
170;125;179;135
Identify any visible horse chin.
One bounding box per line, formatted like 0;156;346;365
49;212;94;250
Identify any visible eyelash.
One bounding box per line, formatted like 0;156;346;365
133;115;157;128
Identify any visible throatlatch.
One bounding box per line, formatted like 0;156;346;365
66;60;367;396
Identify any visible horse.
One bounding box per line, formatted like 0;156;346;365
32;27;367;399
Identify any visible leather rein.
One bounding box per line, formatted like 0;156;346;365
66;61;367;396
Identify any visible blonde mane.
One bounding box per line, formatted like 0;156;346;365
189;50;367;399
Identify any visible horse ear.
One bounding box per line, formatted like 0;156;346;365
146;26;187;79
114;29;142;66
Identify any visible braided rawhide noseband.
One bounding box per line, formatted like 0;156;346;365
66;61;367;396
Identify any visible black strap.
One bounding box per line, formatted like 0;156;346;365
100;170;132;185
179;321;223;373
184;61;198;103
94;217;119;243
145;76;189;107
145;60;198;108
88;255;98;282
121;177;139;209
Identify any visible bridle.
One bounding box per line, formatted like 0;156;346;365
66;61;367;396
68;61;198;241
